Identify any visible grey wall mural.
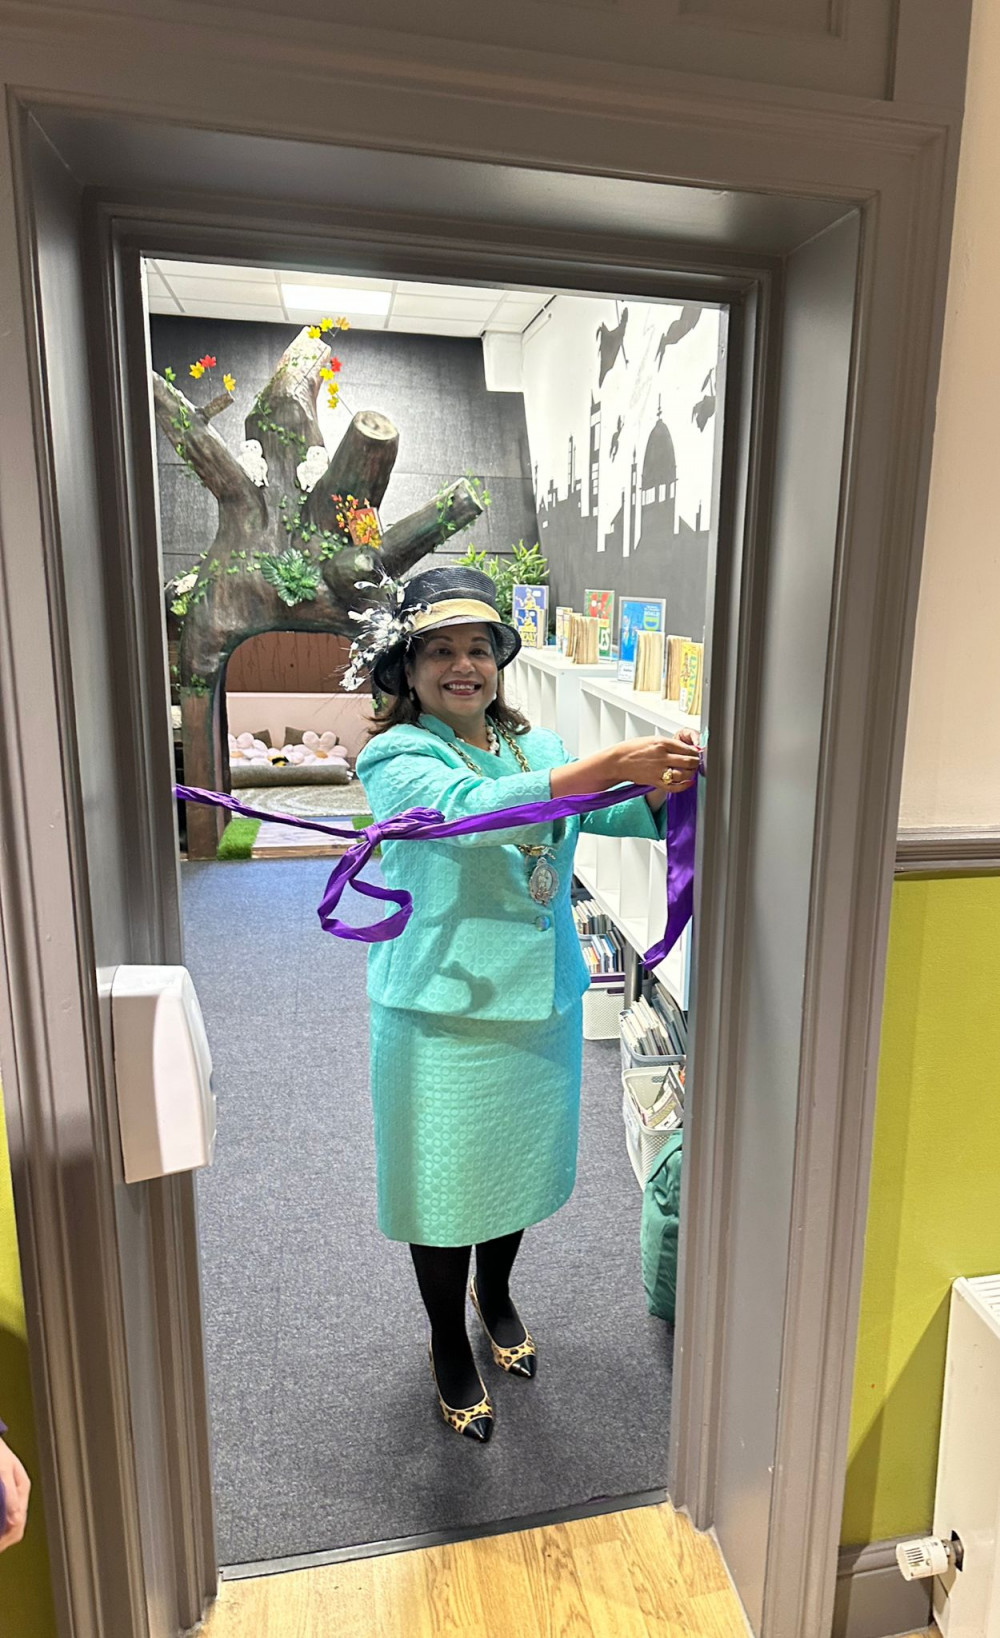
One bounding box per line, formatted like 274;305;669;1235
150;317;539;588
521;295;724;639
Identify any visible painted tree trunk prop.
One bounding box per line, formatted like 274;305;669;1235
154;327;483;858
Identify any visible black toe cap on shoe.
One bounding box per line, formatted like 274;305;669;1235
464;1415;494;1442
509;1354;537;1379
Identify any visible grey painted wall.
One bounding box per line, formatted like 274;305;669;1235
149;316;538;585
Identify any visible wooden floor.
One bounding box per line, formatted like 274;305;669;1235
202;1502;749;1637
200;1503;942;1638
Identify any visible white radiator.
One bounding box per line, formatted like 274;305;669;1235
932;1276;1000;1637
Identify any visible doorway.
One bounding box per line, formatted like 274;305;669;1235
149;260;724;1569
0;94;950;1638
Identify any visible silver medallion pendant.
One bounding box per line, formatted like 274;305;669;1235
528;856;560;906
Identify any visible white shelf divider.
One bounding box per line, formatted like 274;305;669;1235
507;647;614;753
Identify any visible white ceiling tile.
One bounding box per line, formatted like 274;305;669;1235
153;259;281;284
168;277;282;306
395;280;501;301
391;294;495;322
388;317;486;337
173;301;292;323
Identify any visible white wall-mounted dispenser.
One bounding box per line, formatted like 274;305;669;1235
111;965;216;1184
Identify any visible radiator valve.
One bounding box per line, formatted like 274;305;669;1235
895;1534;964;1581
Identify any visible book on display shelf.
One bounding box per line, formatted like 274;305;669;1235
555;605;573;653
584;588;615;660
664;635;686;701
568;613;601;665
633;628;665;692
617;597;667;684
511;583;549;649
677;640;704;716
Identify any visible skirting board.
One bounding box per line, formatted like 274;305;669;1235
834;1539;932;1638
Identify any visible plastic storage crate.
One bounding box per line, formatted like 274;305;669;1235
582;979;625;1039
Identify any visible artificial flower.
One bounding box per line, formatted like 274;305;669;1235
164;365;176;383
200;355;217;369
189;361;206;379
308;325;322;339
330;356;342;373
223;372;236;392
343;574;428;692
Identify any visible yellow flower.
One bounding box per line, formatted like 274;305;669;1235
189;361;205;379
307;325;322;339
327;386;340;409
337;317;351;331
223;373;236;392
320;317;334;332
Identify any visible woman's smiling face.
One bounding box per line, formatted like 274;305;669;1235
406;623;499;728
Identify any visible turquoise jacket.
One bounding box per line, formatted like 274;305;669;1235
356;714;664;1022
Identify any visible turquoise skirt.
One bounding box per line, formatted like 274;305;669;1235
369;999;583;1245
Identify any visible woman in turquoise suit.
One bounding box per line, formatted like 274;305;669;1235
353;566;699;1442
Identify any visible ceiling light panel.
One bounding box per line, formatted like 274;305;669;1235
282;283;391;315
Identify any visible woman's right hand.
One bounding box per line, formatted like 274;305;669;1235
612;734;701;791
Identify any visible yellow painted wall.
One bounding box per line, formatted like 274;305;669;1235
0;1093;57;1635
842;874;1000;1545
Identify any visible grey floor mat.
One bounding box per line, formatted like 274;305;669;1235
183;857;672;1566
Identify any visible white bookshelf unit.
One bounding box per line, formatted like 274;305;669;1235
508;648;699;1010
507;647;613;755
575;678;699;1009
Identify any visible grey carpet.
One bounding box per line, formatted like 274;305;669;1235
183;857;672;1567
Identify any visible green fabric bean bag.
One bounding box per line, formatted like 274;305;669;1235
641;1129;684;1322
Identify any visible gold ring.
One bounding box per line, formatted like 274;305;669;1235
661;769;676;789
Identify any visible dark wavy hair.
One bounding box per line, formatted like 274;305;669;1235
366;629;530;739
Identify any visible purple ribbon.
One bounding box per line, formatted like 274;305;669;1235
176;776;699;966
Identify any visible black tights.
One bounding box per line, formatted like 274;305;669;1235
410;1230;524;1408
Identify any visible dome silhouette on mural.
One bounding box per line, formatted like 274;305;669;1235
637;406;677;552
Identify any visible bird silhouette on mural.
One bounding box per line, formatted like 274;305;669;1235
609;416;624;460
597;305;629;386
692;367;717;431
656;304;702;368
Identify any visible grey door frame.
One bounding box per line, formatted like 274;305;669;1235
0;60;965;1638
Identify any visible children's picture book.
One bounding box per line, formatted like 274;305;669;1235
511;583;549;649
617;596;667;683
555;605;573;654
584;588;615;660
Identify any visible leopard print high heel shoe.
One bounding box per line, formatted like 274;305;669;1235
428;1343;495;1441
470;1278;538;1379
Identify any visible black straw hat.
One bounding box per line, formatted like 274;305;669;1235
366;565;521;695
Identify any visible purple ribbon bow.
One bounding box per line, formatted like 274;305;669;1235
176;774;699;967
